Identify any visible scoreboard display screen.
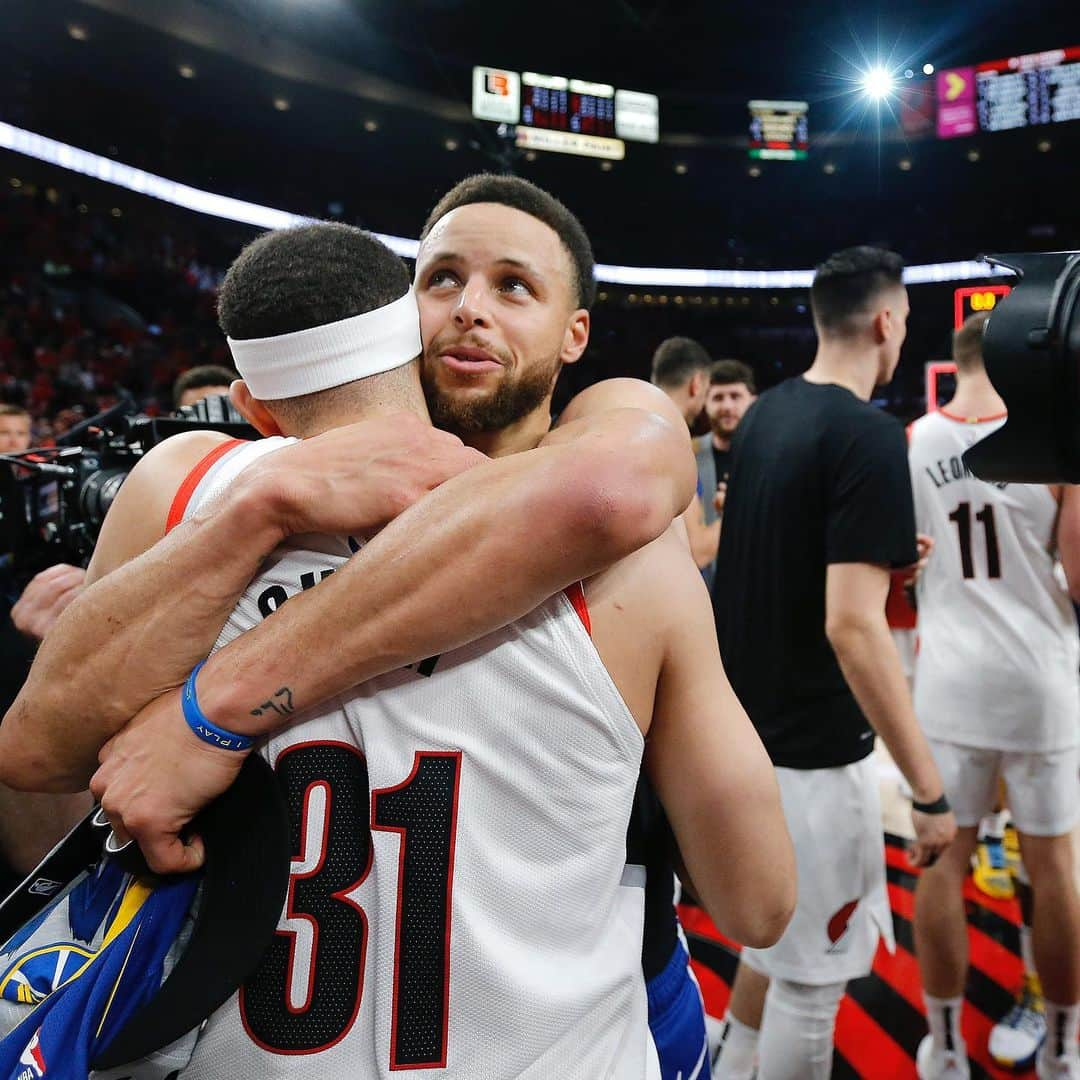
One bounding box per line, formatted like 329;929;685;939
521;73;616;138
472;67;656;159
977;46;1080;132
938;46;1080;138
748;100;809;160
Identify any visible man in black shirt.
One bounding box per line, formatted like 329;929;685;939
712;247;956;1080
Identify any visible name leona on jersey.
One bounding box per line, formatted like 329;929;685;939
254;565;442;678
924;453;1007;491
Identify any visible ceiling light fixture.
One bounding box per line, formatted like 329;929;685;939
860;66;895;100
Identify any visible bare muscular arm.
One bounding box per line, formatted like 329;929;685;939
1;382;693;796
640;537;796;948
0;431;249;790
826;562;956;866
156;403;693;739
191;380;693;731
0;418;482;791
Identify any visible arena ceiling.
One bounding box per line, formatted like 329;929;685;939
1;0;1077;267
11;0;1080;141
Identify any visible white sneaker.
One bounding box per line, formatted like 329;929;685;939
917;1034;970;1080
990;975;1045;1069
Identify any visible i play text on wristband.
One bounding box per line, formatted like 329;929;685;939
182;661;254;752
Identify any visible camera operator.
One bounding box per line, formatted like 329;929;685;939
6;369;240;647
172;364;238;411
0;405;89;892
0;406;31;456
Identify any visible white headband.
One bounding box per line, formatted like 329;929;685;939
227;291;422;400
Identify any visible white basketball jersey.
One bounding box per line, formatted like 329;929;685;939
909;411;1079;751
174;439;651;1079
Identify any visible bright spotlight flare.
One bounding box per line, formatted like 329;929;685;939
860;66;896;100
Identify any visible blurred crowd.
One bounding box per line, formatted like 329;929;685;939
0;182;230;441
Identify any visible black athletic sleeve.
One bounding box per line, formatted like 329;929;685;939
825;414;918;568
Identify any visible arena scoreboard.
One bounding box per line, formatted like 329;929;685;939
748;100;809;160
937;46;1080;139
472;66;658;160
520;73;615;137
953;284;1012;329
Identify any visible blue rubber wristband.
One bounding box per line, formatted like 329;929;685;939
182;661;254;752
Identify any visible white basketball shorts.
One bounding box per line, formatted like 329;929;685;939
739;755;893;986
927;738;1080;837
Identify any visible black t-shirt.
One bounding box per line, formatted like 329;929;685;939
713;378;917;769
711;444;731;490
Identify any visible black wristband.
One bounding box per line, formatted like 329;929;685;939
912;793;951;815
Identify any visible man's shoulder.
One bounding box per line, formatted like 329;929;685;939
83;431;249;584
829;394;903;443
140;429;244;476
907;410;941;446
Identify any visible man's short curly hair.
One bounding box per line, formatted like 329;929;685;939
420;174;596;310
218;222;411;340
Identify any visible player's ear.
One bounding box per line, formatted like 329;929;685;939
230;380;283;436
560;309;590;366
871;307;891;345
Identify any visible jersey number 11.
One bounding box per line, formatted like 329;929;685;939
948;501;1001;580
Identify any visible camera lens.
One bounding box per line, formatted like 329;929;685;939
79;468;129;529
964;251;1080;484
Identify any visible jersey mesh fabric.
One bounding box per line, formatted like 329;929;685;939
910;411;1080;751
174;440;651;1079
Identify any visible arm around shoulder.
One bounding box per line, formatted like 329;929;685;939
196;409;697;734
547;377;698;534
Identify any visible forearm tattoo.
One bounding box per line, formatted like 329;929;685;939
250;686;296;719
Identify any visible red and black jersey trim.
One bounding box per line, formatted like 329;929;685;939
165;438;246;533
